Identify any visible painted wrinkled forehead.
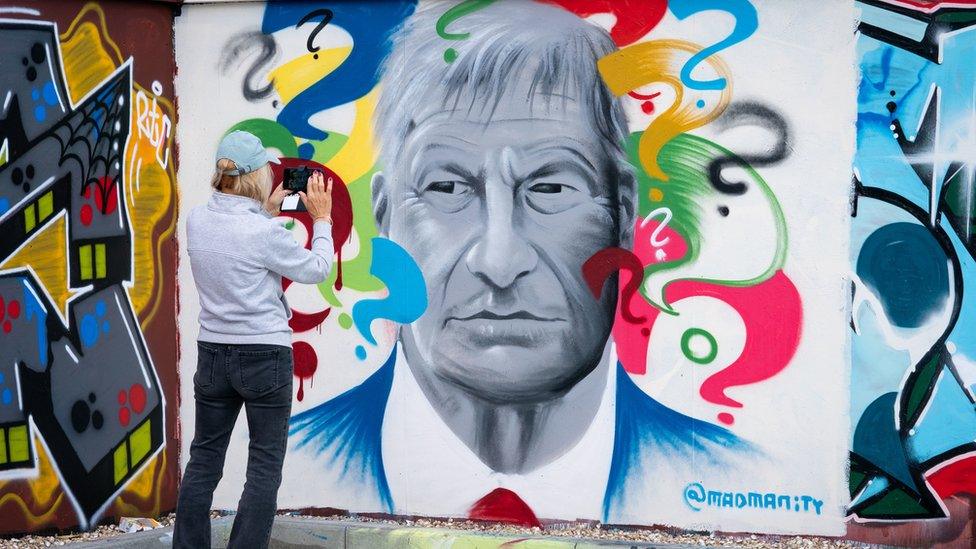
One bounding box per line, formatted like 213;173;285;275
374;0;627;167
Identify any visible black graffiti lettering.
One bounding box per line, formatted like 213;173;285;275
0;21;163;529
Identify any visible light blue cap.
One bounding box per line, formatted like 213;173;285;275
216;130;280;175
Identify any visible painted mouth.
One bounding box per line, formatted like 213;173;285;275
444;310;567;346
450;310;563;322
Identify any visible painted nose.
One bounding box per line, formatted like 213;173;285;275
465;187;538;289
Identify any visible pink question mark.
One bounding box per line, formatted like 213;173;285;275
610;218;803;426
670;271;803;425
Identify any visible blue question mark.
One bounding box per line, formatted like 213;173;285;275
351;238;427;360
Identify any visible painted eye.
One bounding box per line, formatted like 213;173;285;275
428;180;465;194
529;183;564;194
422;180;474;213
525;182;585;214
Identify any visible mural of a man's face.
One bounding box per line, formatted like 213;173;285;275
374;79;626;403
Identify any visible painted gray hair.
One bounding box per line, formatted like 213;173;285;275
373;0;631;175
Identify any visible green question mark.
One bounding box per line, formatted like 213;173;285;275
436;0;496;63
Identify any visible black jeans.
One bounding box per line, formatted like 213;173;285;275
174;342;293;549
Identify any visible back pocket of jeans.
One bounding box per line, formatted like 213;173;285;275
238;348;279;394
195;343;218;388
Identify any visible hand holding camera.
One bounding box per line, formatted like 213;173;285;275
298;170;333;224
276;166;333;222
263;184;292;217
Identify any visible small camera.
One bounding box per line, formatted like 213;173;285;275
283;166;315;193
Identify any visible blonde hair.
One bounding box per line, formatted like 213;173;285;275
211;158;272;202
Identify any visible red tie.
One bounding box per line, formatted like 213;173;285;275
468;488;541;527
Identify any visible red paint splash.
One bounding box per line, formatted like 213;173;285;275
610;216;689;375
293;341;318;402
288;308;331;333
335;249;343;290
267;161;350;401
468;488;541;528
582;247;646;324
628;90;662;114
545;0;668;46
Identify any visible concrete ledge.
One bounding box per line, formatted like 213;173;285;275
69;516;726;548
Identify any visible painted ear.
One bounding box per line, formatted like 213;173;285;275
618;169;637;247
371;171;390;236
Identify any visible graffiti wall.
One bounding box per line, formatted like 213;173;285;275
847;0;976;547
175;0;854;536
0;0;179;535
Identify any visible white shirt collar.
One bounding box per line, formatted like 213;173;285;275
381;341;617;521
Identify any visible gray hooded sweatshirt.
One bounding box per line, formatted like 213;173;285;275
186;191;334;347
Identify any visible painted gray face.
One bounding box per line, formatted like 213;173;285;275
378;91;622;402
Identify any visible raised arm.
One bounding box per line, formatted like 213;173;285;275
262;172;334;283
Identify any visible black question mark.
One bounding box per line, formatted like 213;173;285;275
707;101;791;195
218;31;278;102
297;8;334;60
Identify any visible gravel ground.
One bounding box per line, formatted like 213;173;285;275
0;512;881;548
0;513;187;548
291;514;878;548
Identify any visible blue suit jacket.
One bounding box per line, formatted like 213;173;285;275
290;345;751;521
